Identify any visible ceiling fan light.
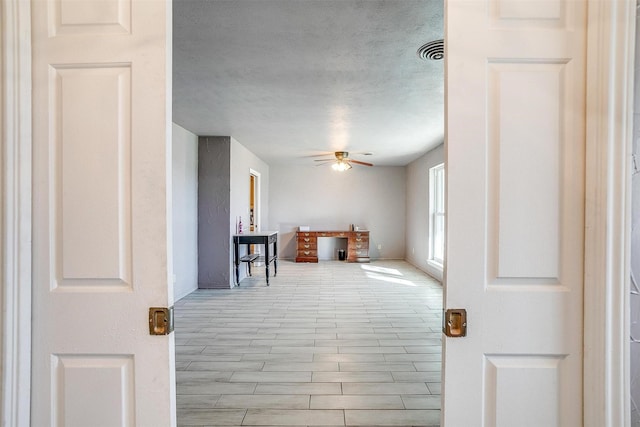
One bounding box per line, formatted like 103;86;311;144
332;161;351;172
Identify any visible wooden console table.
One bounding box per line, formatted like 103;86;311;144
233;231;278;286
295;230;370;263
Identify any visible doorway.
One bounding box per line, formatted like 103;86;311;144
249;169;261;262
249;169;260;232
3;1;636;426
249;169;262;260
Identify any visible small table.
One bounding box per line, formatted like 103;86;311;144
233;231;278;286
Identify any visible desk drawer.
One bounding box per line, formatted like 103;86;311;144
297;242;317;250
297;249;317;257
348;237;369;249
348;248;369;257
352;237;369;245
297;232;315;238
297;236;317;244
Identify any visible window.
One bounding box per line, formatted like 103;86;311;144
429;163;445;268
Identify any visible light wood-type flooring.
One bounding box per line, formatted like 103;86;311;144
175;260;443;427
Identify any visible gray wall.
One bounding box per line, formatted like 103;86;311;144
269;165;406;260
405;144;444;281
172;123;198;301
198;137;231;288
631;8;640;424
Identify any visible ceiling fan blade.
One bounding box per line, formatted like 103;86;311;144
350;159;374;167
304;153;335;158
314;159;333;162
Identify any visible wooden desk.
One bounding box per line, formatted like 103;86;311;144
233;231;278;286
295;230;370;263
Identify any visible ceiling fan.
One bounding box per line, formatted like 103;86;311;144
314;151;374;171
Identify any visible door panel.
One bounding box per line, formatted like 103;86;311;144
31;0;175;425
52;355;135;426
443;1;586;425
55;65;132;287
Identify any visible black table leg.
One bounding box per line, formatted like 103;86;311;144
274;239;278;277
233;237;240;286
264;240;270;286
247;244;252;276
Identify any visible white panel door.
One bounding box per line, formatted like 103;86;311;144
443;1;586;426
30;0;175;425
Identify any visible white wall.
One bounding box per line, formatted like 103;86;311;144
230;138;270;283
269;165;406;260
230;138;270;233
172;123;199;300
405;143;444;281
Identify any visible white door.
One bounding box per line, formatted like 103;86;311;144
30;0;175;425
443;1;586;426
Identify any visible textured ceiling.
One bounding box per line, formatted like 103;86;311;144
173;0;444;166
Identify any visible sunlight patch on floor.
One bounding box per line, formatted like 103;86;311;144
365;271;416;287
360;264;403;276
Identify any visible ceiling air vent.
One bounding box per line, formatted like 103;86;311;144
417;39;444;61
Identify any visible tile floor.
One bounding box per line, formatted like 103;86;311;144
175;260;443;427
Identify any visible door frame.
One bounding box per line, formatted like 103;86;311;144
583;2;636;426
249;168;261;232
1;0;32;425
0;1;635;425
